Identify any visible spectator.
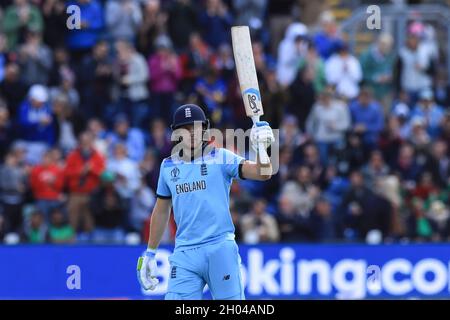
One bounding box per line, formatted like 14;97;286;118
107;143;141;203
179;32;212;96
66;0;104;64
48;47;79;110
426;140;450;188
105;0;142;43
394;143;422;185
0;63;29;118
259;64;288;129
41;0;67;48
130;176;156;232
0;151;26;234
0;34;7;82
18;29;53;86
426;200;450;241
0;101;15;161
79;40;114;120
137;0;167;57
198;0;233;50
17;85;56;161
147;118;172;162
148;35;182;124
276;195;313;242
409;89;445;139
86;118;108;156
232;0;267;28
65;131;105;234
361;150;389;190
306;86;350;166
90;170;126;244
140;148;160;192
167;0;199;51
241;198;279;243
339;170;391;242
194;66;227;125
276;22;308;87
24;209;47;243
107;114;146;162
313;11;341;60
407;117;431;150
113;40;149;128
2;0;44;50
48;207;75;244
280;165;320;217
395;32;434;105
52;94;82;153
29;149;64;219
325;42;362;100
349;87;384;150
406;197;436;241
310;197;337;242
359;33;395;110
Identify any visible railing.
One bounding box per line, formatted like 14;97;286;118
339;3;450;79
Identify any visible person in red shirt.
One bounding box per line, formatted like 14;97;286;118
30;149;65;220
65;131;105;234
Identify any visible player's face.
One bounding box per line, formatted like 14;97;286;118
179;123;204;150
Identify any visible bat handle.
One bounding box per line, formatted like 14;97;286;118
258;142;270;165
252;116;270;165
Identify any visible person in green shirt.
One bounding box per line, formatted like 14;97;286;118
2;0;44;50
359;33;395;111
27;210;47;244
48;207;76;244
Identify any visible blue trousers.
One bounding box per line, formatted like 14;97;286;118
165;240;245;300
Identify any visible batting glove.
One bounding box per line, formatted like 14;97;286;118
250;121;275;153
137;248;159;291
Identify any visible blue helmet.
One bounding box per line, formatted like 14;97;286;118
171;104;210;131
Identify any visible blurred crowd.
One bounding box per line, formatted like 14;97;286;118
0;0;449;245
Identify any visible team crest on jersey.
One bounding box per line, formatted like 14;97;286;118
170;167;180;182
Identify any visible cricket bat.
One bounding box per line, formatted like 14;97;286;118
231;25;270;164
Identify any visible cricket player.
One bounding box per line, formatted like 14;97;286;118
137;104;274;300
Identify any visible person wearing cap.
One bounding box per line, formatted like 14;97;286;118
410;88;445;138
137;104;274;299
17;84;56;146
148;35;182;124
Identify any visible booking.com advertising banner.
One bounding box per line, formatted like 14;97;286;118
0;244;450;299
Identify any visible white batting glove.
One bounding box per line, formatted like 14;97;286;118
250;121;275;153
137;248;159;291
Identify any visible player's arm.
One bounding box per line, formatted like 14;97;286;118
147;197;172;250
241;157;272;181
137;197;172;291
241;121;274;181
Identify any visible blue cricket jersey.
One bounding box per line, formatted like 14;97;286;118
156;147;245;252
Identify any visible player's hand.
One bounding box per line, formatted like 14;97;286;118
137;249;159;291
250;121;275;152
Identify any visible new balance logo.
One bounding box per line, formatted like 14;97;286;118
223;274;230;281
171;266;177;279
185;108;191;118
201;163;208;176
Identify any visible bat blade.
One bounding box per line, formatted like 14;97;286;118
231;25;270;165
231;26;264;119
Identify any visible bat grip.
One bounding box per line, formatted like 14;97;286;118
251;116;270;165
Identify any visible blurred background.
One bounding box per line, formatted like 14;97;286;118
0;0;449;299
